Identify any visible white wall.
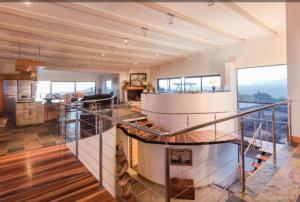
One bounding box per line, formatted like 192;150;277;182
286;3;300;137
150;34;287;89
141;92;236;131
67;127;116;197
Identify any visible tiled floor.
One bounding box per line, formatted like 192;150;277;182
230;143;300;202
0;104;141;157
0;121;61;156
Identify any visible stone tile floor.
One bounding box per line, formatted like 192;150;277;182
230;143;300;202
0;121;61;156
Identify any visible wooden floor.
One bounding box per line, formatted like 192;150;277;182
0;144;115;202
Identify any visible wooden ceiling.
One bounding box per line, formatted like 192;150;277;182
0;1;286;72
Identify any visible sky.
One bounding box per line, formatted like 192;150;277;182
237;65;287;86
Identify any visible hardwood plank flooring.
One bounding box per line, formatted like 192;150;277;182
0;144;115;202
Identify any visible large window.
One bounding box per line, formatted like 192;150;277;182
36;81;51;100
202;75;221;91
104;80;112;94
237;65;287;108
157;78;183;93
184;77;201;93
157;75;221;93
36;81;96;98
237;65;288;144
51;82;75;95
76;82;96;95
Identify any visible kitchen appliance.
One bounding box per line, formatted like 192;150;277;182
3;80;17;115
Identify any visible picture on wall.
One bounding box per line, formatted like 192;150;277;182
170;149;192;166
130;73;147;87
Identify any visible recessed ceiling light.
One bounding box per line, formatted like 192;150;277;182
123;38;129;45
101;53;105;57
134;62;138;65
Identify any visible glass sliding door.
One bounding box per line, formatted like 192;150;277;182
51;82;75;95
76;81;96;95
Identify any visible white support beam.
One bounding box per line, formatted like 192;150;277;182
55;2;218;47
0;22;183;57
0;5;203;52
0;32;175;62
0;52;151;69
223;2;278;34
139;2;244;41
0;43;161;65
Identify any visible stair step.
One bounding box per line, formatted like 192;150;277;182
252;162;262;169
255;154;270;161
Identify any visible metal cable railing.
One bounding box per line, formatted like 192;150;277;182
60;98;291;202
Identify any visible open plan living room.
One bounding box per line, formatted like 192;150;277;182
1;1;300;202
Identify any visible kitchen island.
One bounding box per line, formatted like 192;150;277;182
16;101;44;126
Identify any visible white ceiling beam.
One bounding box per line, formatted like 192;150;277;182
55;2;218;47
0;50;151;68
0;43;161;65
139;2;245;41
0;55;128;72
0;5;202;52
0;52;146;69
0;22;182;57
222;2;278;34
0;32;174;62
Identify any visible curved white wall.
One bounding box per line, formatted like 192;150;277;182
137;142;238;187
141;92;237;131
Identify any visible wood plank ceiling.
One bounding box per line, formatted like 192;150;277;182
0;1;285;72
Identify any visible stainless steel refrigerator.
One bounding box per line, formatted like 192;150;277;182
3;80;17;114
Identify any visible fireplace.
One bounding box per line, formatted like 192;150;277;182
124;86;144;101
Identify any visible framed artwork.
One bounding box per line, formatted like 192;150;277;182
170;149;192;166
130;73;147;87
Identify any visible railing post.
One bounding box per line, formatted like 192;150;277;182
111;96;115;124
240;117;246;193
64;106;67;143
75;109;79;158
272;107;277;162
98;115;104;190
288;101;292;143
129;137;133;168
214;113;217;141
186;114;189;128
165;146;170;202
116;97;119;119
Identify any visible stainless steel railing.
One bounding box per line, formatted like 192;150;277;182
60;98;291;201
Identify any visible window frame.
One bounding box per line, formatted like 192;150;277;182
157;74;221;93
157;77;183;93
50;81;96;95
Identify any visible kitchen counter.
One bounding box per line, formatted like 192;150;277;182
16;101;44;126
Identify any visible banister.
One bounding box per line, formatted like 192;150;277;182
63;99;290;138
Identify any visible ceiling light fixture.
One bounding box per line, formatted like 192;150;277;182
134;62;138;65
166;13;175;25
24;1;31;5
141;27;148;37
208;0;214;7
123;38;129;45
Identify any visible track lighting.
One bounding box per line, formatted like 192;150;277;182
141;27;148;37
166;13;175;25
208;0;214;7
